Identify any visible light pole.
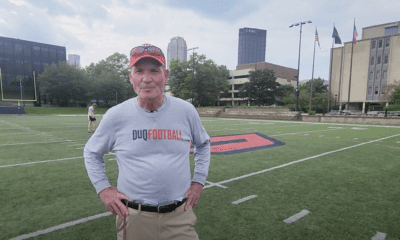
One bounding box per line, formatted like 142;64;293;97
290;20;312;111
187;47;198;106
335;94;337;107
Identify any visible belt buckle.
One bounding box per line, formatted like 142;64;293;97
157;205;162;213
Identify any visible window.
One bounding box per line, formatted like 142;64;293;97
383;71;387;79
369;72;374;80
375;87;379;95
376;71;381;79
370;57;374;65
378;40;383;48
368;87;372;95
384;55;388;64
377;56;381;64
372;41;376;49
385;26;398;35
385;38;390;47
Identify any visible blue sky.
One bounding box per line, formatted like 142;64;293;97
1;0;399;81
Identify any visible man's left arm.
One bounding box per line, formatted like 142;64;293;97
184;107;211;211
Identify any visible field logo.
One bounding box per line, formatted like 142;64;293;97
190;132;285;155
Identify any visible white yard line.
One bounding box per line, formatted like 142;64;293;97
8;212;112;240
232;195;258;204
371;232;386;240
269;128;340;137
205;181;228;189
0;140;69;146
283;210;310;224
0;156;83;168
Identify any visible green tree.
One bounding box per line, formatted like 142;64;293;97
86;53;134;105
300;77;328;97
169;53;230;106
38;62;90;107
239;69;281;106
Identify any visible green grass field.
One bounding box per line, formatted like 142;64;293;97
1;113;400;240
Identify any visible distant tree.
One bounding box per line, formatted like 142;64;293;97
169;53;230;106
168;59;191;100
85;53;133;105
38;62;90;107
380;80;400;103
300;77;328;97
276;84;295;98
239;69;281;106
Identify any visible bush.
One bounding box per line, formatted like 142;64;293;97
308;109;316;115
385;104;400;111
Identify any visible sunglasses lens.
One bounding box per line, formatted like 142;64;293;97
131;47;144;56
152;47;163;56
131;46;163;57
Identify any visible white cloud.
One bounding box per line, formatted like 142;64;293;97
0;19;7;24
8;0;28;6
2;0;400;81
11;10;17;14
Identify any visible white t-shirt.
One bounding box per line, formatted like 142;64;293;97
88;106;94;118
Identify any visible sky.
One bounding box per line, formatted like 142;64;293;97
1;0;399;81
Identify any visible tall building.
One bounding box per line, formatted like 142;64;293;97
330;21;400;112
238;27;267;66
167;36;187;69
0;36;66;99
68;54;80;68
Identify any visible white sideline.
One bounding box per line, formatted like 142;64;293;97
8;133;400;239
8;212;112;240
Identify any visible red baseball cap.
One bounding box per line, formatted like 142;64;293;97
130;44;166;68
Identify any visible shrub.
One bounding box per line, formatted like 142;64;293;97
385;104;400;111
308;109;316;115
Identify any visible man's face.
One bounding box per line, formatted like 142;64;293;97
129;58;169;101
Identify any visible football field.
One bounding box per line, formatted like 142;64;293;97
1;114;400;240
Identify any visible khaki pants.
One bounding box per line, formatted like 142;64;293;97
116;203;199;240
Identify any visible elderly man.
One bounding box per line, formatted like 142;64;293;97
84;44;210;240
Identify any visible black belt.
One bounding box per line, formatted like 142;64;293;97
121;198;186;214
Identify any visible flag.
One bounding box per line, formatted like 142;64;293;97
332;26;342;44
353;24;358;45
315;28;321;49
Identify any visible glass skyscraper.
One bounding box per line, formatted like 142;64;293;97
167;36;187;69
238;27;267;66
0;36;66;99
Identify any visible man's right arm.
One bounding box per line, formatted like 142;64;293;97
83;111;131;219
84;112;115;194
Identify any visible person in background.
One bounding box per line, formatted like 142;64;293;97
87;103;96;133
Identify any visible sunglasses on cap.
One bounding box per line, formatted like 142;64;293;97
130;46;164;57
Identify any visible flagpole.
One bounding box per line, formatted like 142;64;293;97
310;27;317;110
328;23;335;113
347;18;355;110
